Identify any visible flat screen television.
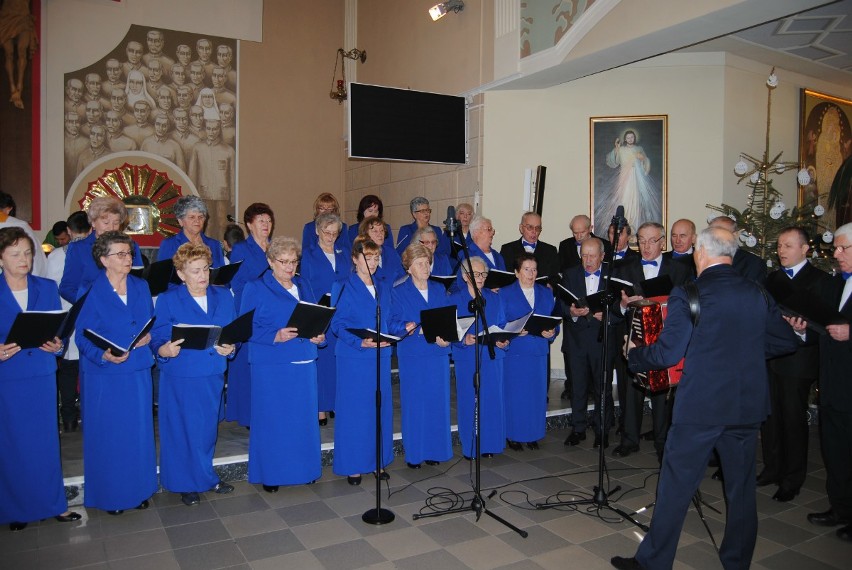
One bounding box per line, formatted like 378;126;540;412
348;83;468;165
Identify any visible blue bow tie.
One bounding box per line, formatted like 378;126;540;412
641;259;658;266
522;240;536;249
585;270;601;278
843;272;851;280
784;268;795;277
672;251;688;258
614;250;626;259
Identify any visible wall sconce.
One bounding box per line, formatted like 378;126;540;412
429;0;464;21
329;48;367;103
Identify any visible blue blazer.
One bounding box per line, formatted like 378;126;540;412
499;280;558;357
448;286;507;358
376;243;405;285
431;252;454;276
302;220;351;254
389;278;451;357
241;272;320;364
75;272;154;374
228;234;269;306
396;222;450;257
348;223;393;249
151;284;236;376
0;274;61;377
628;264;798;426
298;238;349;299
458;241;506;271
331;271;402;359
60;232;144;303
157;232;226;268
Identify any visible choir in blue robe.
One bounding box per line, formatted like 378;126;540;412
499;280;558;443
330;271;401;476
302;220;351;254
157;232;226;268
60;232;144;302
449;286;508;456
75;272;157;511
375;242;405;285
0;275;68;524
347;222;393;248
225;234;269;426
431;252;455;277
390;278;453;465
298;239;349;413
242;273;322;485
396;221;451;257
151;284;236;493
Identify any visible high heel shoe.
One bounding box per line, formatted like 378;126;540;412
9;522;27;531
374;470;390;481
262;484;279;493
347;475;362;486
318;417;328;426
55;512;82;523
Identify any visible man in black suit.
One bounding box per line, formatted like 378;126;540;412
806;222;852;542
612;222;690;461
558;214;611;272
709;216;766;284
607;223;638;434
611;228;798;570
662;218;697;278
499;212;559;285
761;227;831;502
558;238;617;449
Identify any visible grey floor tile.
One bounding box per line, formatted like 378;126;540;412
419;515;490;547
311;538;387;570
37;539;108;570
106;550;182;570
343;512;413;537
756;516;820;546
104;528;171;560
221;509;288;539
247;549;325;570
675;540;725;570
210;494;269;518
496;525;571;557
289;517;362;550
393;548;471;570
363;526;441;561
99;509;164;537
758;549;840;570
275;500;339;527
166;519;231;549
157;502;220;528
172;540;247;570
446;534;528;569
234;528;305;562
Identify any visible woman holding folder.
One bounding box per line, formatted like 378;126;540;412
156;196;226;268
151;243;237;506
390;243;453;469
330;238;402;485
241;237;325;491
0;227;80;531
499;253;558;450
450;256;510;459
75;231;157;514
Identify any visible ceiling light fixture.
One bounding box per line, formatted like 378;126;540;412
429;0;464;21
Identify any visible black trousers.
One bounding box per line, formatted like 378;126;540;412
820;405;852;519
620;376;673;457
56;357;79;423
760;371;814;491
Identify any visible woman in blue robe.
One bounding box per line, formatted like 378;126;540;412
301;192;350;254
346;194;393;247
156;196;226;268
225;202;273;427
75;231;158;514
499;253;558;449
330;238;404;485
390;244;453;468
358;216;404;285
0;228;80;530
242;237;325;490
449;256;509;458
298;213;349;425
151;243;237;506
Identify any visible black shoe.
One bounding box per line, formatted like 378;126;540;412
482;453;494;458
54;512;81;523
564;431;586;446
106;510;124;515
262;485;279;493
610;556;644;570
136;500;149;510
711;468;723;481
808;509;850;527
593;435;609;449
328;411;335;419
347;475;362;486
772;488;799;502
707;455;719;467
181;492;200;506
507;439;523;451
756;471;776;487
837;524;852;542
212;481;234;494
526;441;539;450
407;462;422;469
613;444;640;458
9;522;27;531
318;417;328;426
374;471;390;480
463;455;472;461
62;419;79;432
560;389;571;401
425;460;440;466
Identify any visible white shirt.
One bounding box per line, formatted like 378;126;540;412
584;268;601;295
783;259;808;279
642;255;663;280
841;277;852;310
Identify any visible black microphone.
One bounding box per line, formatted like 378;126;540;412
444;206;457;238
614;205;624;222
226;214;236;223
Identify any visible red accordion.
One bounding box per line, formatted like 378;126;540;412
627;297;684;392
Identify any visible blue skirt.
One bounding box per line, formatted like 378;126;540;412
316;335;337;412
225;346;251;426
333;355;394;476
249;362;321;485
82;369;158;511
0;373;67;523
452;349;506;456
158;372;224;492
503;353;547;442
398;354;453;464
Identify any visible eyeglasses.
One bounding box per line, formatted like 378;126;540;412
419;240;438;247
317;206;336;213
832;244;852;253
106;250;133;258
481;227;496;234
274;258;298;267
320;229;339;238
362;254;380;262
522;224;542;232
637;236;665;246
253;217;272;225
470;271;488;279
414;209;432;215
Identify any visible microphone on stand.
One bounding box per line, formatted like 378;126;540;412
226;214;245;227
444;206;457;238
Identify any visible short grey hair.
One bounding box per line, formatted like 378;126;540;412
413;226;437;242
461;256;488;280
173;195;208;220
637;221;665;239
315;213;343;234
583;236;605;254
708;215;737;232
835;222;852;243
469;215;491;235
266;236;301;261
696;227;738;259
409;196;429;214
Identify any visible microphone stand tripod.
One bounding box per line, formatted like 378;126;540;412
536;211;646;532
361;251;395;525
412;219;527;538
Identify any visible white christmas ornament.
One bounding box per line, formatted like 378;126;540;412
750;172;760;184
823;230;834;243
746;235;758;247
766;259;773;268
728;214;737;222
770;204;784;220
797;169;811;186
775;164;786;173
775;201;786;211
734;160;749;175
766;73;778;88
814;204;825;216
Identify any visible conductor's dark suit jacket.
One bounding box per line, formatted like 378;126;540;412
557;234;611;272
499;238;559;284
733;249;767;285
613;254;692;294
819;275;852;413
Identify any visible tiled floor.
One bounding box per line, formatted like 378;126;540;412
6;381;848;569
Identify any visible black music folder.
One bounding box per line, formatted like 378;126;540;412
428;274;456;290
419;305;476;343
476;312;530;343
482;269;517;289
83;317;156;357
170;309;256;349
524;314;562;336
765;278;847;334
637;274;673;298
346;328;402;344
211;261;242;286
143;258;181;296
286;302;336;339
5;310;68;349
317;293;332;307
218;309;254;345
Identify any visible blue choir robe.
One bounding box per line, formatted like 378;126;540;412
330;271;404;475
60;232;144;302
449;286;508;456
458;241;506;271
151;285;236;493
242;273;322;485
75;272;157;511
375;242;405;285
298;239;350;412
157;231;226;268
0;275;68;524
396;221;451;257
225;234;269;426
499;281;558;442
390;278;453;464
303;219;351;254
348;222;394;248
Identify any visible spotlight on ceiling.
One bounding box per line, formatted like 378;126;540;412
429;0;464;21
